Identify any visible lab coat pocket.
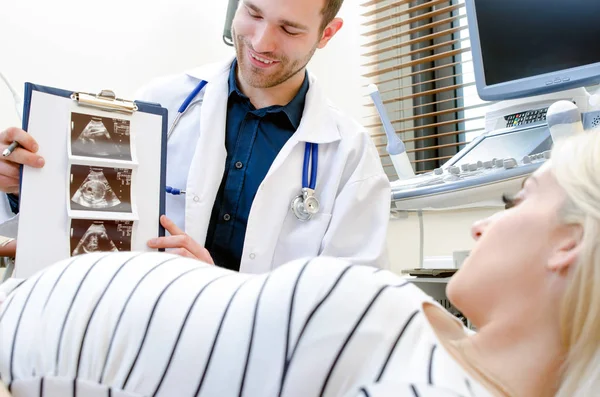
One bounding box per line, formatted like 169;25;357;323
274;212;333;264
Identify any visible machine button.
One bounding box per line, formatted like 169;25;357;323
461;164;469;172
522;156;532;164
468;163;478;172
494;159;504;168
503;158;517;169
543;150;551;159
448;166;460;175
483;160;493;169
434;168;443;175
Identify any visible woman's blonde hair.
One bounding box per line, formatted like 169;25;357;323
551;130;600;396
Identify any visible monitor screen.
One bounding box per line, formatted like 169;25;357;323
466;0;600;100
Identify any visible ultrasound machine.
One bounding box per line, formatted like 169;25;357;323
388;0;600;212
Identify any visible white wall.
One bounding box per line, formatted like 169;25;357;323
0;0;364;128
386;207;500;273
0;0;223;127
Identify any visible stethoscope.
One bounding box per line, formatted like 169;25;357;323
166;79;320;221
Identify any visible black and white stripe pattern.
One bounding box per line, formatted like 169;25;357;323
0;252;492;397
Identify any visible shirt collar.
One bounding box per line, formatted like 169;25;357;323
228;59;309;129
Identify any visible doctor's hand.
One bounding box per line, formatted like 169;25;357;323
0;127;45;195
0;238;16;258
147;215;215;265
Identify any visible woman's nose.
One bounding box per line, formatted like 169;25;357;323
471;217;490;240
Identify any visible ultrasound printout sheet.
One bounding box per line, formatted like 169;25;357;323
15;84;167;277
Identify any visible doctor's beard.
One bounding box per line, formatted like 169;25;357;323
233;31;317;89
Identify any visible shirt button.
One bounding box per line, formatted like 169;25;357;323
235;161;243;169
223;213;231;221
249;253;256;260
193;195;200;202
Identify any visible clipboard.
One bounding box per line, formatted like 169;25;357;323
15;83;168;277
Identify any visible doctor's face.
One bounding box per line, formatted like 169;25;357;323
232;0;342;89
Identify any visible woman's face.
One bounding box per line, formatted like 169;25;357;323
447;163;575;328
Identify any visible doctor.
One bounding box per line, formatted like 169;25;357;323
0;0;392;273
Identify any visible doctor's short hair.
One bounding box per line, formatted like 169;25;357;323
320;0;344;32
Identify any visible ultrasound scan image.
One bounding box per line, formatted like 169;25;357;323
71;219;133;256
71;169;121;209
70;112;132;161
70;165;132;213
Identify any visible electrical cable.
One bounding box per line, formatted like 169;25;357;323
0;71;23;121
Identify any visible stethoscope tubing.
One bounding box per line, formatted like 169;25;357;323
303;142;318;190
166;79;319;221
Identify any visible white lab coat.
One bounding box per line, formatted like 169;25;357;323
136;58;391;273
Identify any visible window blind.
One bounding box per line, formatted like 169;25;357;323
360;0;494;179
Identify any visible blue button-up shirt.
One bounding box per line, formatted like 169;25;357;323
205;60;309;271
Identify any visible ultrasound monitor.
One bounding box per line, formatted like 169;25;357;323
465;0;600;101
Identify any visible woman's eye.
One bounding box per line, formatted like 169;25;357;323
502;193;522;209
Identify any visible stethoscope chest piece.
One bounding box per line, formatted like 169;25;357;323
291;187;320;221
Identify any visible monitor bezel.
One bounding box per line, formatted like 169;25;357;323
465;0;600;101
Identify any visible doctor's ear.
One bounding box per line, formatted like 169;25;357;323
547;224;583;273
317;18;343;49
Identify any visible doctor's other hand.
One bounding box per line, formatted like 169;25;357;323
0;127;45;195
147;215;215;265
0;239;16;258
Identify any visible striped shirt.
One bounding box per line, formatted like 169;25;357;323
0;252;493;397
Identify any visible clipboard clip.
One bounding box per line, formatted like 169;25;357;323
71;89;138;114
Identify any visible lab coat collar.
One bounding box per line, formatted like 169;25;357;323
185;57;341;144
295;72;341;144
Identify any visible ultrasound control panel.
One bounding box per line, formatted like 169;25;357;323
504;106;548;128
391;123;553;210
